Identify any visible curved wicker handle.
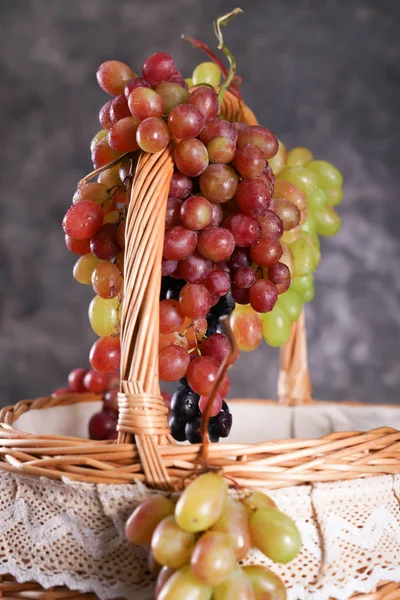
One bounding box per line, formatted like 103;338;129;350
278;311;313;405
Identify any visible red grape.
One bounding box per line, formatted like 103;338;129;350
233;144;266;178
73;183;108;205
179;253;212;284
108;116;140;152
110;94;131;123
90;224;120;259
124;77;151;98
180;195;212;230
236;178;270;216
207;136;236;164
205;269;231;297
163;226;197;260
92;261;122;299
84;370;110;393
160;299;185;334
89;410;118;440
162;258;179;276
165;198;182;228
128;88;164;120
169;171;193;199
65;235;91;255
99;100;113;129
142;52;175;87
104;388;119;413
228;247;251;270
199;393;223;417
249;279;278;312
200;333;230;364
63;201;103;240
174;139;209;177
168;104;205;140
257;210;284;239
234;266;257;289
223;214;261;247
89;336;121;373
187;87;219;124
268;262;291;294
250;236;283;267
197;227;235;262
231;284;250;304
96;60;135;96
68;368;89;393
199;164;238;203
156;82;189;115
91;137;121;169
186;356;230;396
270;198;301;230
52;387;72;397
136;117;170;153
179;283;212;318
237;126;278;159
273;180;307;212
209;203;223;226
200;118;238;146
168;71;188;89
158;345;190;381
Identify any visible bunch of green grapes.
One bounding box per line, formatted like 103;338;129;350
231;142;343;350
126;472;301;599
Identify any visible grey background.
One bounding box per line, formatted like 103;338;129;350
0;0;399;405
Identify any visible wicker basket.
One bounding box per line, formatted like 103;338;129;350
1;92;400;600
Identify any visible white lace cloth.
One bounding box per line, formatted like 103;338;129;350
1;471;400;600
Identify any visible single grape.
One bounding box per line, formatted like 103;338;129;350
89;336;121;373
286;146;313;168
168;104;205;140
180;195;212;230
99;100;114;129
128;87;164;120
268;139;288;175
186;356;230;396
159;331;188;352
91;130;109;154
108;116;140;152
257;211;284;240
136;117;170;153
214;567;255;600
273;179;307;212
315;206;341;236
170;385;200;420
213;410;232;438
98;166;121;189
260;163;275;197
231;284;250;305
73;182;109;206
83;370;109;393
169;171;193;199
245;491;277;512
164;197;182;229
191;531;236;586
276;289;302;322
187;86;219;123
200;118;238;146
158;345;190;381
174;139;209;177
192;62;221;87
156;82;189;114
91;261;122;299
168;71;188;89
162;259;179;277
249;279;278;313
155;567;175;599
278;166;318;196
175;472;227;532
250;236;283;267
91;137;121;169
199;164;238;203
237;126;278;160
325;187;343;206
96;60;135;95
168;414;187;442
52;387;72;397
200;333;230;364
234;266;257;289
179;283;211;318
73;253;102;285
290;274;315;303
65;235;91;255
290;237;317;276
124;77;151;98
268;262;291;295
142;51;175;87
109;94;131;123
307;159;343;189
233;144;266;178
270;198;301;231
243;565;287;600
88;410;117;440
163;226;197;261
103;388;119;413
231;305;263;351
281;226;301;245
90;224;120;260
205;269;231;297
63;201;103;240
198;392;223;417
179;253;212;284
89;296;119;337
197;227;235;262
223;214;261;247
68;368;89;393
211;496;251;560
261;306;291;346
249;506;301;564
158;565;212;600
236;178;270;216
151;515;196;569
125;495;175;545
228;247;251;270
160;299;185;334
207;136;236;164
301;212;317;235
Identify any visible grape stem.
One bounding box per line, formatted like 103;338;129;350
214;8;243;106
200;316;239;469
77;151;135;188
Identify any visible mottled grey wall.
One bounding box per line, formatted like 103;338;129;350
0;0;399;405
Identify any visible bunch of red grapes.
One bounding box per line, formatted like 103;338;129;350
61;51;302;443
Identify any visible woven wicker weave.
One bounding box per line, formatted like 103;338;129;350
0;91;399;599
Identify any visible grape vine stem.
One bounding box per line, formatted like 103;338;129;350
77;151;134;188
214;8;243;106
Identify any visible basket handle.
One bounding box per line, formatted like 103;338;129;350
117;145;175;488
278;310;313;405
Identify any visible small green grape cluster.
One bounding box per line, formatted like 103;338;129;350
126;472;301;599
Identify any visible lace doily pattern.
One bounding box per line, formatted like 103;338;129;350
0;471;400;600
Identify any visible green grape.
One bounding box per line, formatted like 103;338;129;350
261;306;292;347
325;187;343;206
156;83;189;115
185;77;194;88
156;567;175;599
289;237;317;276
302;232;321;268
192;62;221;88
88;295;119;337
151;515;195;569
213;567;255;600
90;129;108;153
276;289;303;323
125;495;175;545
268;140;287;175
175;473;227;533
280;226;301;245
307;160;343;189
158;565;212;600
306;187;327;213
243;565;287;600
73;253;102;285
191;531;236;586
249;507;301;564
286;146;313;168
245;491;277;512
300;212;317;234
291;274;315;303
278;166;318;196
315;206;341;236
211;496;251;560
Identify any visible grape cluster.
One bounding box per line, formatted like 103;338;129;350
231;143;344;351
126;472;301;599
